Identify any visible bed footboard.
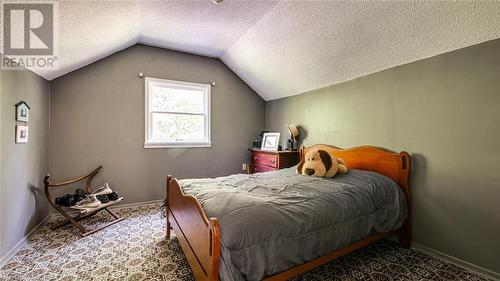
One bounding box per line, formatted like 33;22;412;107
166;176;220;281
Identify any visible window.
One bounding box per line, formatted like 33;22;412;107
145;77;211;148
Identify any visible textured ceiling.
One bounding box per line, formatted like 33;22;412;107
36;0;278;80
30;1;500;100
222;1;500;100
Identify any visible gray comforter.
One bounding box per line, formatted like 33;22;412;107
177;167;407;281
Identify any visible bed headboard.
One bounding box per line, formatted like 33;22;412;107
299;144;411;196
299;144;412;246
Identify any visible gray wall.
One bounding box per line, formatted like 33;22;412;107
0;65;50;260
0;64;3;259
267;39;500;273
50;44;265;204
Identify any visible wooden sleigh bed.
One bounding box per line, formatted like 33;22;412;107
166;144;411;281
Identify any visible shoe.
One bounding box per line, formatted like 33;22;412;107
55;193;85;207
71;195;101;209
107;191;119;201
55;194;72;206
92;183;113;196
96;194;110;204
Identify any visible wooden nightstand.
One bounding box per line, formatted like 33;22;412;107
249;148;299;174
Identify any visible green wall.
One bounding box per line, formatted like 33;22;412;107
267;39;500;273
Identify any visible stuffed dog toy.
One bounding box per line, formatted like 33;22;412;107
296;149;348;178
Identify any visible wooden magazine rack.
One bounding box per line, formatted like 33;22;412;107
44;166;124;237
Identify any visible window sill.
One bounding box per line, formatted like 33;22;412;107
144;142;212;149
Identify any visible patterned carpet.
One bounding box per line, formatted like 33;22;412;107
0;202;492;281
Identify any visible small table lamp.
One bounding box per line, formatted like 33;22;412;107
287;124;299;150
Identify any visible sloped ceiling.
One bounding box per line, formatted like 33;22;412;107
33;1;500;101
39;0;278;80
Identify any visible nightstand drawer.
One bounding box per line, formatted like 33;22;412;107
252;152;278;168
252;164;276;173
248;148;299;175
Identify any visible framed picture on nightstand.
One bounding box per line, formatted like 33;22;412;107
261;132;280;151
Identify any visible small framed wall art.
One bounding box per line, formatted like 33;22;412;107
16;125;29;144
261;132;280;151
15;101;30;122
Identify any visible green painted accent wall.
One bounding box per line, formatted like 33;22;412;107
267;39;500;273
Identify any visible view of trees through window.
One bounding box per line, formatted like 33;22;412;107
149;84;208;142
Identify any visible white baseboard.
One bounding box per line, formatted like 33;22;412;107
412;242;500;281
0;215;50;268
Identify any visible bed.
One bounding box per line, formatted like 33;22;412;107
165;144;411;281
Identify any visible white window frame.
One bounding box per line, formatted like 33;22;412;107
144;77;211;148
